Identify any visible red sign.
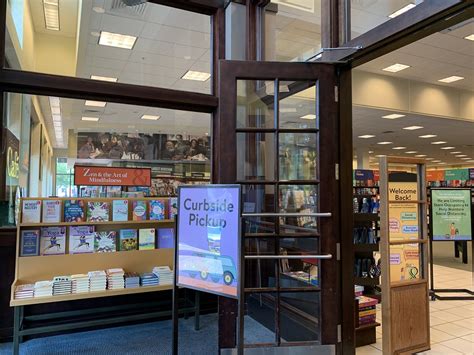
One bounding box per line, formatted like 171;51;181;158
74;166;151;186
426;170;445;182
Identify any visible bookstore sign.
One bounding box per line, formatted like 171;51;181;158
74;166;151;186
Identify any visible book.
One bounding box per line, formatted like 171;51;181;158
20;230;40;256
132;201;147;221
112;200;129;221
119;229;138;251
22;200;42;223
139;228;156;250
40;227;66;255
157;228;174;248
42;199;61;223
168;197;178;219
86;201;110;222
149;200;165;220
69;226;95;254
64;200;85;222
94;231;117;252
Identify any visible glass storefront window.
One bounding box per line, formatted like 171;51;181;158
5;1;212;93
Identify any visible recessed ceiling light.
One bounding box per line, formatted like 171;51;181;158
375;155;386;157
377;141;392;145
419;134;437;139
92;6;105;13
464;34;474;41
388;4;416;18
405;151;417;154
460;157;471;160
52;114;61;122
382;63;410;73
300;114;317;120
415;154;426;157
182;70;211;81
403;126;423;130
440;146;455;150
358;135;375;139
82;116;100;122
99;31;137;50
43;0;60;31
438;76;464;83
456;155;467;157
466;160;474;163
450;151;462;154
382;113;405;119
368;150;374;154
432;160;441;163
437;162;447;165
392;146;406;150
431;141;447;145
425;158;434;160
85;100;107;107
141;115;160;121
91;75;118;82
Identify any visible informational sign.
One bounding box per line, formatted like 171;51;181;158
177;185;240;298
74;166;151;186
431;189;472;241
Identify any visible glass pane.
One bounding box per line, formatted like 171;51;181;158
5;2;211;93
280;292;320;342
237;133;275;181
245;259;277;289
237;80;275;129
242;185;276;235
280;237;319;255
279;82;317;129
279;185;318;234
279;133;317;180
245;292;277;345
281;259;320;288
390;243;421;282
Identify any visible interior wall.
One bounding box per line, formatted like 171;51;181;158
35;33;77;76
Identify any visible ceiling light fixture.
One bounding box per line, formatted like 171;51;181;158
82;116;100;122
431;141;447;145
440;146;455;150
432;160;441;163
392;146;406;150
415;154;426;157
368;150;374;154
92;6;105;13
358;134;375;139
405;151;417;154
182;70;211;82
456;154;467;157
419;134;437;138
464;34;474;41
388;3;416;18
141;115;160;121
43;0;60;31
375;155;386;158
300;114;317;120
403;126;423;130
438;76;464;83
99;31;137;50
382;113;405;119
49;96;63;147
377;141;392;145
90;75;118;82
85;100;107;108
460;157;471;160
425;158;434;161
382;63;410;73
466;160;474;163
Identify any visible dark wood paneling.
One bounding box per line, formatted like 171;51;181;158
321;0;340;48
0;228;16;342
246;1;257;60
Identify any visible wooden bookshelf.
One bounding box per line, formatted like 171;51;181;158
20;220;174;228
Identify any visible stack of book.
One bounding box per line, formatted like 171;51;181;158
357;296;378;326
124;272;140;289
34;280;53;298
71;274;90;294
355;285;364;297
52;276;72;296
106;268;125;290
152;266;173;285
88;270;107;292
140;272;159;287
14;284;34;299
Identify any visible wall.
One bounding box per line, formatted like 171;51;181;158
35;33;76;76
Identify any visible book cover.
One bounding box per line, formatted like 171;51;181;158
22;200;42;223
86;201;110;222
42;200;61;223
69;226;95;254
20;230;40;256
132;201;147;221
157;228;174;249
168;197;178;219
94;231;117;253
64;200;85;222
40;227;66;255
112;200;129;221
139;228;155;250
149;200;165;220
119;229;138;251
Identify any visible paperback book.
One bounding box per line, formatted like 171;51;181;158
87;201;110;222
112;200;129;221
64;200;85;222
69;226;95;254
22;200;42;223
149;200;165;220
40;227;66;255
119;229;138;251
132;201;147;221
20;230;40;256
42;199;61;223
168;197;178;219
94;231;117;253
139;228;155;250
157;228;174;249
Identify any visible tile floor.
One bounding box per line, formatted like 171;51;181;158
357;265;474;354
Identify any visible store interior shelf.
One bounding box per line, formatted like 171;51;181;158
356;322;381;331
354;244;379;253
354;214;380;222
20;219;174;228
354;277;380;287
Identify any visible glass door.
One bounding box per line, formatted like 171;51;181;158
217;61;341;354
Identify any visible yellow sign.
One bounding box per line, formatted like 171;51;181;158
390;244;420;281
389;182;418;201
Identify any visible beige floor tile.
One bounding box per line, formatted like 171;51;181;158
445;307;474;319
356;345;382;355
439;338;474;354
430;328;457;343
433;322;473;337
430;310;464;323
460;333;474;342
371;338;382;351
451;318;474;329
430;315;449;326
418;343;462;354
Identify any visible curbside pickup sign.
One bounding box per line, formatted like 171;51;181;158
176;185;241;298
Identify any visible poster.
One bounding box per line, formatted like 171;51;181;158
177;185;240;298
74;166;151;186
390;244;420;281
431;189;472;241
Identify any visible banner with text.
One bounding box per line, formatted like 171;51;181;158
74;166;151;186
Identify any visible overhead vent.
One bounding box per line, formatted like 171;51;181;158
109;0;147;18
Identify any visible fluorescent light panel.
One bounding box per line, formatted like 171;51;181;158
415;155;426;157
85;100;107;108
358;135;375;139
450;151;462;154
456;155;467;157
377;141;392;145
392;147;406;150
300;114;316;120
460;157;471;160
382;63;410;73
99;31;137;50
464;34;474;41
403;126;423;130
405;151;417;154
438;76;464;83
90;75;118;82
182;70;211;82
440;146;455;150
43;0;60;31
431;141;447;145
382;114;405;119
141;115;160;121
419;134;437;138
388;3;416;18
82;116;100;122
